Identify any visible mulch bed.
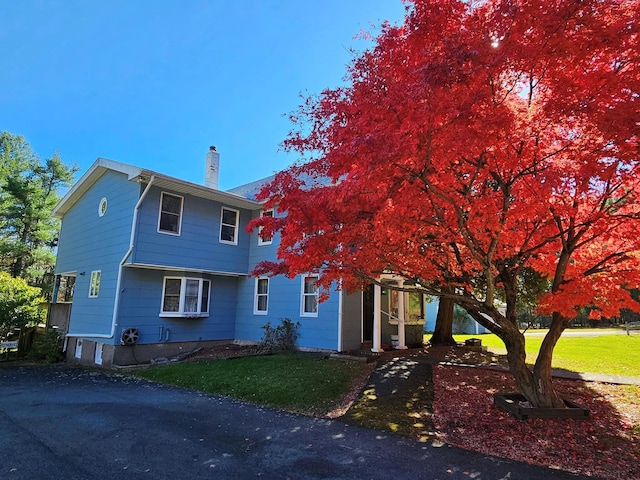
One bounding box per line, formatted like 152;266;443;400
184;344;259;361
432;365;640;480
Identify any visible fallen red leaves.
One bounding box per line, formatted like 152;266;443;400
432;365;640;480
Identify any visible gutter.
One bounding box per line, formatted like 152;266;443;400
66;176;155;341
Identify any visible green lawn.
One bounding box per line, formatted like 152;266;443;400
133;337;639;419
451;332;640;377
133;353;371;414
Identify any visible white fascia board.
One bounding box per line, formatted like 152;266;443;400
124;262;248;277
142;172;262;210
53;157;264;218
52;158;143;218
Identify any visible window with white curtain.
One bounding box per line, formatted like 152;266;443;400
301;275;319;317
254;277;269;314
161;277;210;317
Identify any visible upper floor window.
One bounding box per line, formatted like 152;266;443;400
301;275;319;317
158;192;183;235
258;209;274;246
254;277;269;314
89;270;101;298
98;197;107;217
220;207;239;245
161;277;210;317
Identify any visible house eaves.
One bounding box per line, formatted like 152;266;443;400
52;158;262;218
143;171;262;211
52;158;142;218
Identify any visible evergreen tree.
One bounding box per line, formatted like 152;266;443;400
0;132;76;292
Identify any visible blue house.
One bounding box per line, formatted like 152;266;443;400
52;148;432;367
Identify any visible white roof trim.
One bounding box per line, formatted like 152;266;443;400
52;158;143;217
52;157;262;217
141;172;261;210
124;262;249;277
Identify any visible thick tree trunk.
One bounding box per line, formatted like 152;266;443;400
501;323;565;409
531;312;567;408
429;289;456;346
491;268;567;409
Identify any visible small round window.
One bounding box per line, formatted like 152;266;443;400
98;197;107;217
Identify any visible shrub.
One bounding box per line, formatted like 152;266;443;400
27;328;63;363
0;272;45;339
258;318;301;353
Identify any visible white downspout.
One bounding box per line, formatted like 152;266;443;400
67;176;155;340
337;288;344;352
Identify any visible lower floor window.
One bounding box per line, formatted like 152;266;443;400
89;270;101;297
161;277;210;317
301;275;319;317
254;277;269;314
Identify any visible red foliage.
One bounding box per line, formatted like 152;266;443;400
432;365;640;480
248;0;640;405
251;0;640;316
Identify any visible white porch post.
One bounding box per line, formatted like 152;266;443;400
397;282;408;349
372;284;383;353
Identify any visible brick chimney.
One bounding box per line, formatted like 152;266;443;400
205;146;219;189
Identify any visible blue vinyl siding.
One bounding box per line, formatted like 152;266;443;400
133;187;252;274
55;170;139;341
56;164;348;352
235;275;340;350
117;268;237;344
236;209;341;350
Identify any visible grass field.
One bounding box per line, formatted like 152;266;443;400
451;332;640;377
134;353;371;415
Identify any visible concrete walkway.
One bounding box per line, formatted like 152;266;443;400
547;368;640;386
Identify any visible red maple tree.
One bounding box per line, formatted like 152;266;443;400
250;0;640;408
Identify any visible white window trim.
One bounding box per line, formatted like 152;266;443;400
258;208;274;246
157;192;184;236
75;338;83;359
88;270;101;298
253;277;269;315
300;274;319;318
219;206;239;245
98;197;107;217
160;276;210;318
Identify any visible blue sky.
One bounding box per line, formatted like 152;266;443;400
1;0;407;190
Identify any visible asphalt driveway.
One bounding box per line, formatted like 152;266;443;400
0;364;592;480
